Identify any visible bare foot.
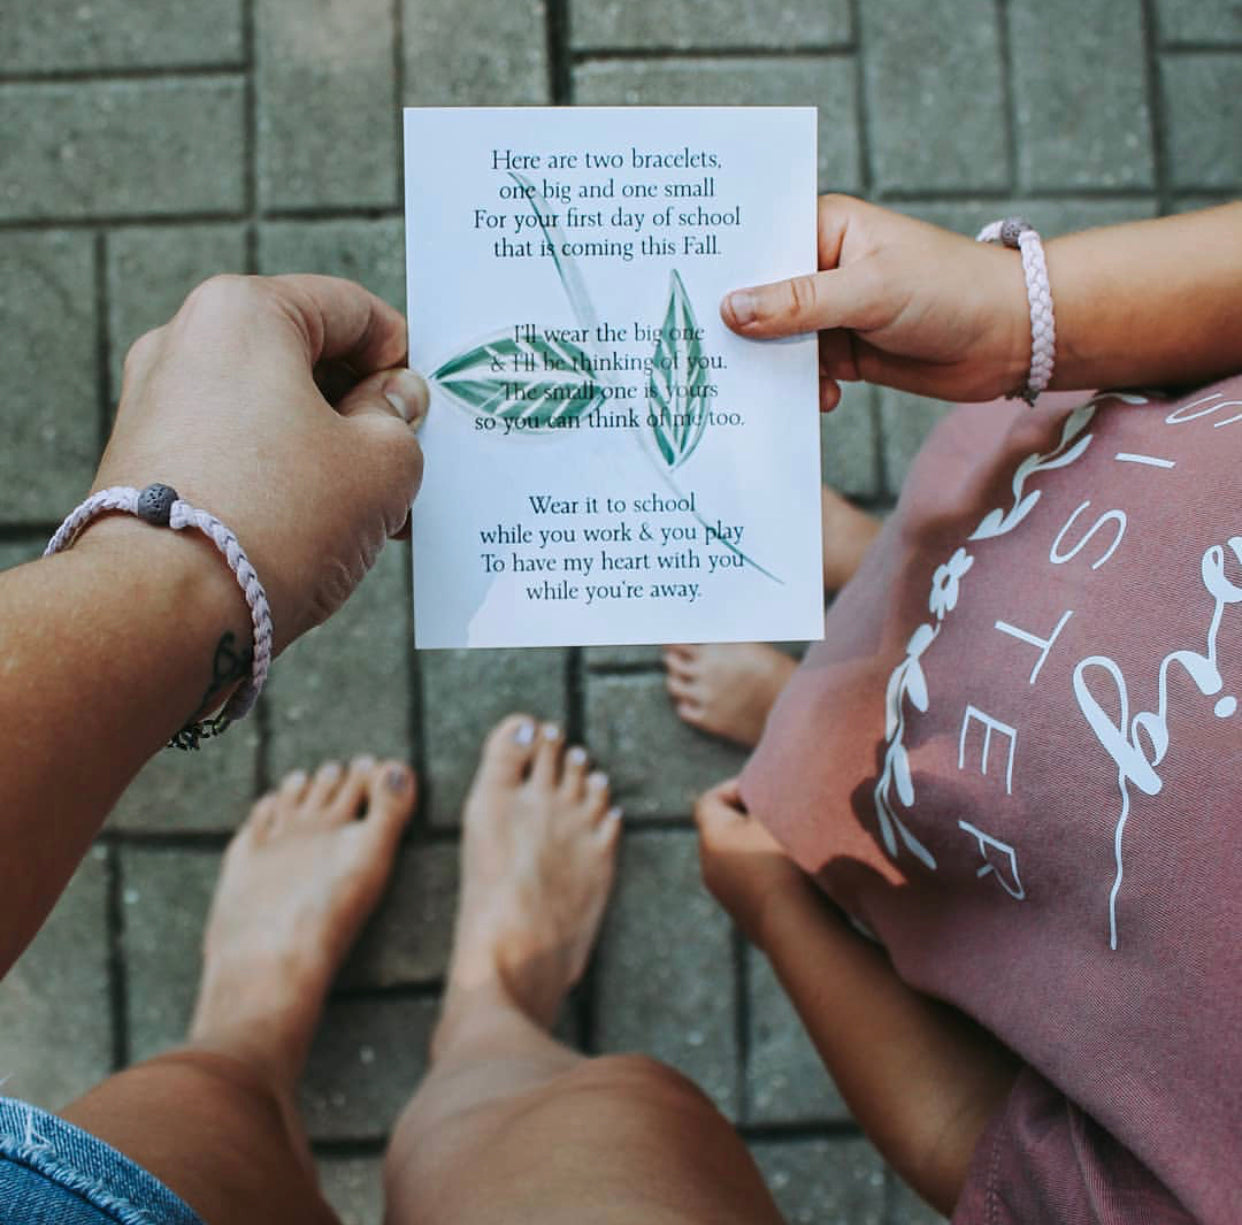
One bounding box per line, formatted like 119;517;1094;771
189;756;417;1091
663;642;797;748
820;485;882;592
439;716;621;1044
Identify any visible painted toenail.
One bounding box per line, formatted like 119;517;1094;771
386;766;410;794
319;761;342;781
588;771;608;789
285;769;308;789
543;723;560;740
353;754;377;771
567;746;588;765
514;720;536;745
607;805;624;822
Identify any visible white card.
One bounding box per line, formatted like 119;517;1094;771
405;106;822;649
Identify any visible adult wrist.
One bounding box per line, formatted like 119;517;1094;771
67;514;253;712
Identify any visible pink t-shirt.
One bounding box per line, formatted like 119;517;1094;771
741;379;1242;1224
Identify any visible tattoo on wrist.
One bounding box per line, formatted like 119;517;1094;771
169;630;254;751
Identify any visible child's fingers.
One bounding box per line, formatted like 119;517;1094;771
719;261;877;340
694;777;745;830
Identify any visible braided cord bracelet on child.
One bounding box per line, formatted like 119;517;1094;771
977;217;1056;404
45;483;273;751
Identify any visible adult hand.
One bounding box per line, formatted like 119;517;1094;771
721;195;1030;410
695;778;815;951
94;275;426;650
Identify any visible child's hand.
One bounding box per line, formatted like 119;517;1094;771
94;274;427;652
695;778;815;949
720;195;1030;410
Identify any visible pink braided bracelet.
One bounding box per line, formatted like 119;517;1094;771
45;483;273;749
977;217;1056;404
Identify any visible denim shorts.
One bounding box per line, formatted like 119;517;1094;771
0;1097;205;1225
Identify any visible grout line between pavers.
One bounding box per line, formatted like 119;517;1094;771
0;64;247;86
995;0;1019;194
93;231;111;454
847;0;871;199
1140;0;1173;216
733;925;751;1123
242;0;259;253
547;0;572;104
104;843;132;1072
0;212;249;233
571;45;857;63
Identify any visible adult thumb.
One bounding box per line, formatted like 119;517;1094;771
336;366;430;428
336;366;429;538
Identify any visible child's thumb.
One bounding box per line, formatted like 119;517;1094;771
720;262;875;340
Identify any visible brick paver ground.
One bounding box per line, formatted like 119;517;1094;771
1;2;1238;1221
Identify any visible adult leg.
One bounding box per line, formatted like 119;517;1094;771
662;485;882;747
384;716;785;1225
60;756;417;1225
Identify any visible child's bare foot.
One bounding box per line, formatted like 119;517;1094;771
189;756;417;1091
438;716;621;1045
663;642;797;749
820;485;882;592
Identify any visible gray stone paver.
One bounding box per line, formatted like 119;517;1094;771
574;56;862;193
259;219;406;310
421;648;568;824
1009;0;1154;191
107;225;248;394
0;80;246;222
266;543;415;777
0;847;112;1110
0;231;98;521
861;0;1008;193
256;0;398;211
572;0;852;51
1;0;243;72
2;4;1227;1219
752;1137;886;1225
1161;53;1242;190
403;0;550;106
1155;0;1242;45
746;947;849;1125
595;830;740;1116
585;671;747;817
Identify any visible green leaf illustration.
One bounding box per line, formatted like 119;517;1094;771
647;270;710;470
431;331;606;428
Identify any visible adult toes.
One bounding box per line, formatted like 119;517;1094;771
529;721;564;789
325;755;379;824
476;714;539;789
356;760;418;852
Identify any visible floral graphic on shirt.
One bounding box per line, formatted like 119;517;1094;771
928;548;974;618
873;398;1112;872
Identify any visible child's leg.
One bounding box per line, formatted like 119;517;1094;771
383;717;785;1225
662;485;881;748
59;757;417;1225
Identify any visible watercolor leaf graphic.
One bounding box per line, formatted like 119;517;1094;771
431;332;606;428
647;270;709;469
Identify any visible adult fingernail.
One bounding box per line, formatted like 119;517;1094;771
383;368;430;427
386;765;410;794
724;289;757;326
